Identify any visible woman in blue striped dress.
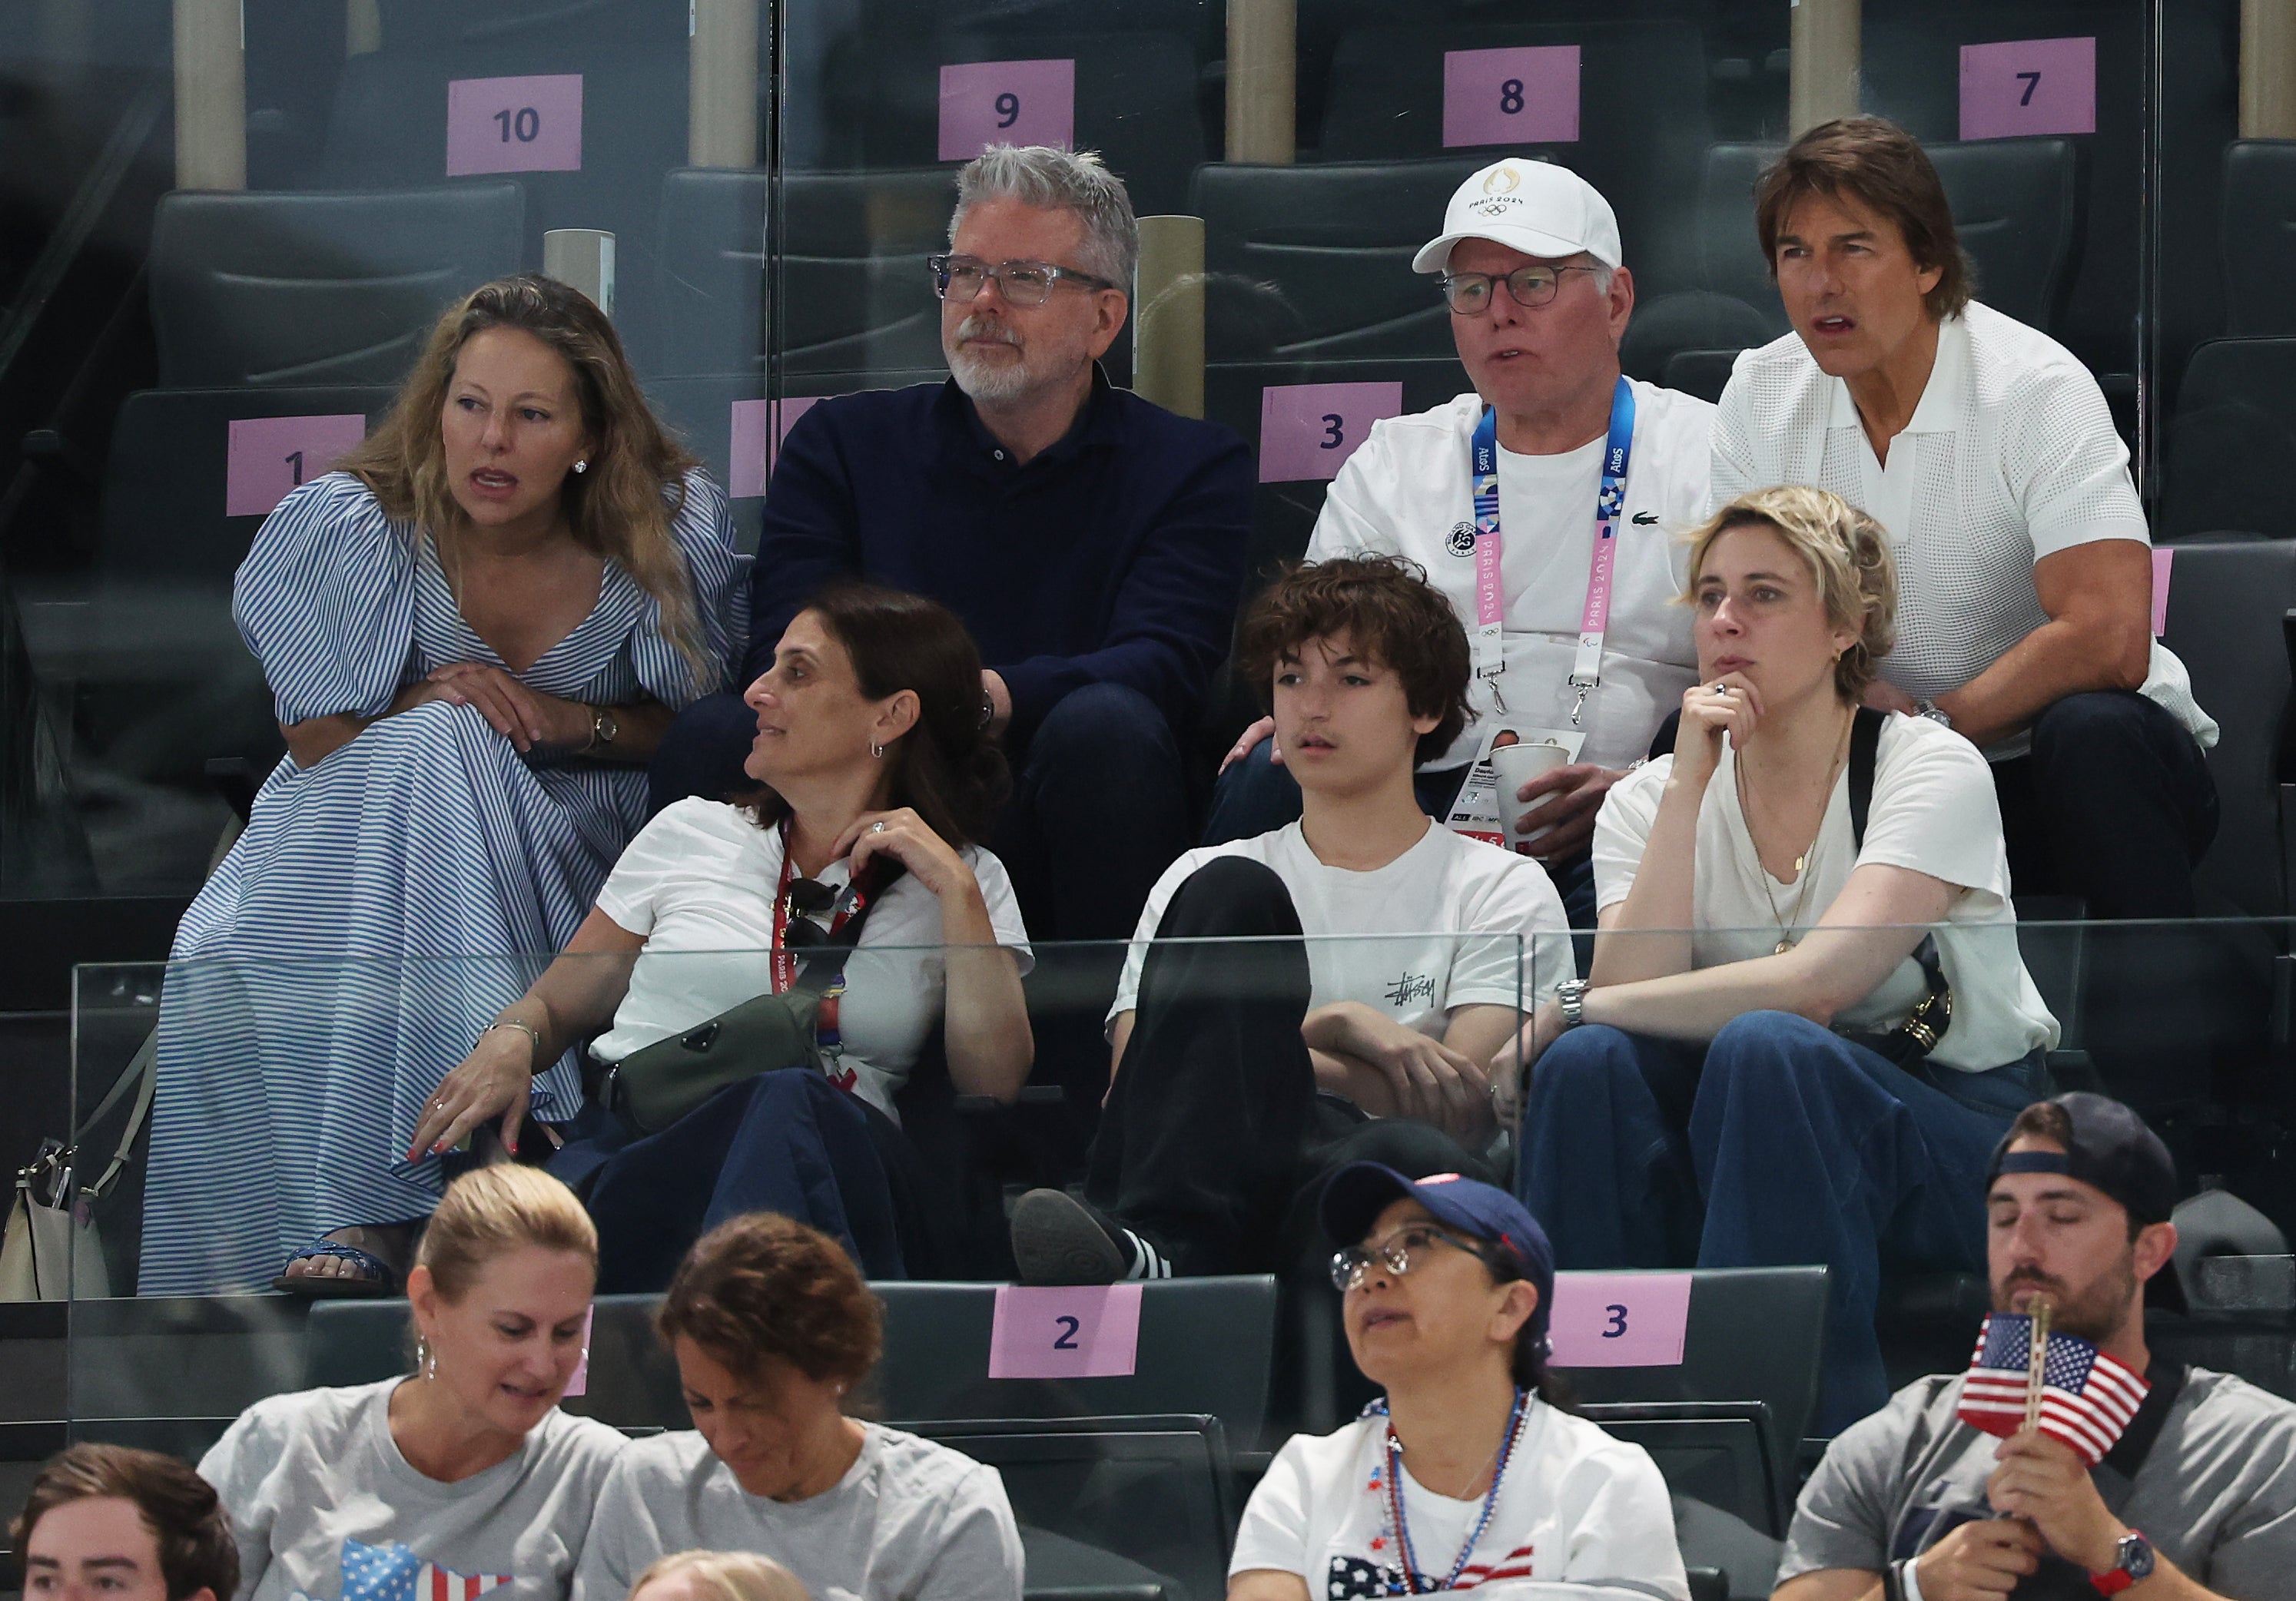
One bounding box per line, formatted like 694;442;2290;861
139;274;743;1297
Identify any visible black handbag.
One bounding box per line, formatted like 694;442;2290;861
1837;707;1953;1066
599;871;888;1135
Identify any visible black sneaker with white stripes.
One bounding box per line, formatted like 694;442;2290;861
1010;1188;1172;1284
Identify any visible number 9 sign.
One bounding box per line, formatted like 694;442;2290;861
939;59;1075;162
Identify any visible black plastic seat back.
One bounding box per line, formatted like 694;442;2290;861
150;187;523;388
1193;157;1490;363
376;0;685;51
100;385;397;581
1580;1400;1783;1539
656;169;770;380
1927;137;2082;335
2160;338;2296;542
1316;19;1713;297
2222;141;2296;337
1557;1265;1827;1469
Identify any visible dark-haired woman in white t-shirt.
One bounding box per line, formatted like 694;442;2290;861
1501;485;2057;1437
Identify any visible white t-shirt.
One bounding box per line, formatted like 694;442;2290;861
1712;303;2217;760
1230;1406;1690;1600
1592;714;2059;1072
570;1424;1022;1601
1307;382;1714;772
592;798;1033;1118
199;1380;626;1601
1111;819;1572;1034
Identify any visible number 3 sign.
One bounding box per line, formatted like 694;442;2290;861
939;59;1075;163
987;1284;1143;1378
1258;381;1404;483
1546;1271;1692;1367
447;74;584;176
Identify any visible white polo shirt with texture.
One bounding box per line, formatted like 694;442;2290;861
1306;380;1714;774
1712;300;2217;761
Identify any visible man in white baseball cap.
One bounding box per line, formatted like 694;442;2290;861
1207;157;1715;929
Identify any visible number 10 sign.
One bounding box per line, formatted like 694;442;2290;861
448;74;584;176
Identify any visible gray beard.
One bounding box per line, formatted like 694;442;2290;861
948;346;1034;402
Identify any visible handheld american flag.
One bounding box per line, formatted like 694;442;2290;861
1956;1311;2148;1465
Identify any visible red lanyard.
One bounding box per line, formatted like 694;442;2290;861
770;820;866;994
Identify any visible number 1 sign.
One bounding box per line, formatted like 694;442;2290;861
447;74;584;176
225;413;369;517
939;59;1075;163
1959;37;2095;141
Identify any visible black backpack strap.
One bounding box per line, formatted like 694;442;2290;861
1848;705;1886;852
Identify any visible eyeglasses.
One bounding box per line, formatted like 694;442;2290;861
1329;1223;1494;1293
1440;264;1604;314
929;254;1116;307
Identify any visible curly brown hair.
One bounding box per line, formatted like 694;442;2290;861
1754;117;1973;322
12;1444;239;1601
1238;554;1471;764
657;1213;883;1391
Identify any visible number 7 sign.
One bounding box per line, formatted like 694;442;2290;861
1959;37;2095;141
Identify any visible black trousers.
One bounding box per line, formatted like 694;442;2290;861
1083;855;1495;1278
1992;689;2218;920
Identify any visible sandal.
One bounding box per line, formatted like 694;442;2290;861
273;1236;403;1298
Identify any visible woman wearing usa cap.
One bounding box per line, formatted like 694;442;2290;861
1228;1164;1689;1601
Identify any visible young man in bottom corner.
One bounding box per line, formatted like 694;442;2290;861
1777;1092;2296;1601
17;1443;239;1601
1010;553;1571;1284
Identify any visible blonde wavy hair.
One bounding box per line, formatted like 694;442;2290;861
629;1553;811;1601
340;273;708;683
1683;485;1897;701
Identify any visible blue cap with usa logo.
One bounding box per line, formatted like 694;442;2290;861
1319;1162;1557;1335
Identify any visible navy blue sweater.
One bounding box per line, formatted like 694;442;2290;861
746;371;1256;745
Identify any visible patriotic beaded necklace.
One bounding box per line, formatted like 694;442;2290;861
1375;1386;1528;1595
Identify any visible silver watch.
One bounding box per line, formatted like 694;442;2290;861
1556;979;1591;1029
1913;698;1952;730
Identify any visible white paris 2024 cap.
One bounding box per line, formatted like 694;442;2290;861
1412;157;1624;274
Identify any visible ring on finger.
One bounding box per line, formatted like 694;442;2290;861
869;820;888;834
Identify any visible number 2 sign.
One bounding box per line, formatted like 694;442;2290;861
939;59;1075;163
987;1283;1143;1378
1959;37;2095;141
447;74;584;176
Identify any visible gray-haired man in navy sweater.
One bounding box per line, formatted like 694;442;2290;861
651;145;1254;943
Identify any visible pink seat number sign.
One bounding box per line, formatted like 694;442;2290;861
2153;547;2173;639
1258;382;1403;483
1443;46;1580;148
940;60;1075;163
987;1283;1143;1379
447;74;584;176
1547;1271;1692;1367
225;413;368;517
1959;37;2095;142
562;1306;596;1398
728;396;823;499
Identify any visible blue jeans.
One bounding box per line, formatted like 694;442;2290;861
1204;734;1598;929
1515;1011;2048;1434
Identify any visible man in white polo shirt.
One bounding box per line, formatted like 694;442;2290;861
1714;118;2218;920
1206;158;1714;928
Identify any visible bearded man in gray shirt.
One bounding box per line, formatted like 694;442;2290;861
1776;1092;2296;1601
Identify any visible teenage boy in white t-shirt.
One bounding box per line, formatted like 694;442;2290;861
1714;118;2218;922
1208;157;1714;930
1011;555;1570;1284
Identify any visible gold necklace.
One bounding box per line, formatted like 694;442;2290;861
1734;711;1852;955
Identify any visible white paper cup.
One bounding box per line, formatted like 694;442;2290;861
1489;741;1572;846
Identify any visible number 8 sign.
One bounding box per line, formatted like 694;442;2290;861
939;59;1075;163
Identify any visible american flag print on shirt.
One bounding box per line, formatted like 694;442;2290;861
320;1538;513;1601
1955;1312;2148;1465
1326;1542;1538;1597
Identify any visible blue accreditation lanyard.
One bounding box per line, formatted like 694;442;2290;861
1468;374;1637;725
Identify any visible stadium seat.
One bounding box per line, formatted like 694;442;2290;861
2159;338;2296;542
654;167;955;384
1315;19;1714;298
309;1274;1281;1446
375;0;685;52
2221;141;2296;338
148;187;522;389
791;30;1206;218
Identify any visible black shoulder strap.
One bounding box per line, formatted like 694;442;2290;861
787;860;904;997
1848;706;1886;851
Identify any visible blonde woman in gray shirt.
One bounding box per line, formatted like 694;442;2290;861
200;1168;625;1601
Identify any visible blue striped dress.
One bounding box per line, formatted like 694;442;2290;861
139;469;744;1295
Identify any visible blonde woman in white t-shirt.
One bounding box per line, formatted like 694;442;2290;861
1229;1162;1688;1601
1501;485;2057;1438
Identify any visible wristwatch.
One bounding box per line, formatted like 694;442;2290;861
2089;1529;2155;1595
1913;698;1953;730
1556;979;1591;1030
582;704;620;754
